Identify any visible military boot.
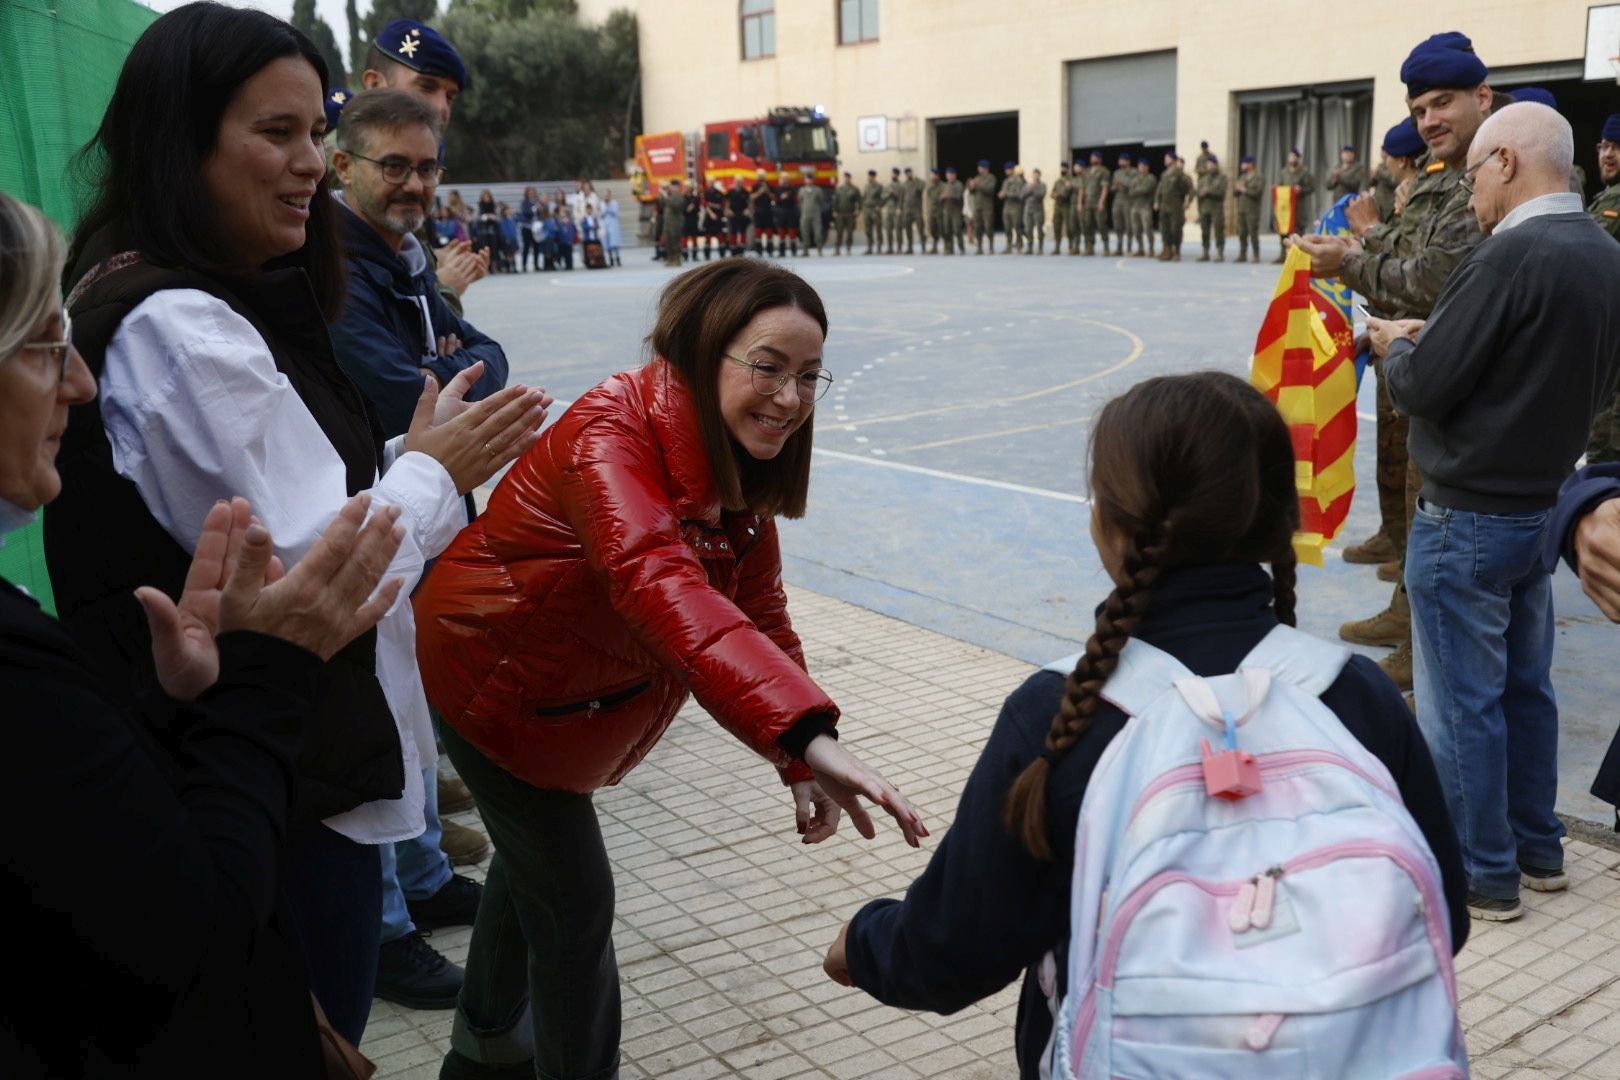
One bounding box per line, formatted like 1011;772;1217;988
1197;247;1210;263
1342;528;1399;565
1084;241;1095;256
1378;638;1413;692
1216;247;1226;263
1339;586;1410;648
1377;559;1401;583
1171;248;1182;262
1235;250;1249;264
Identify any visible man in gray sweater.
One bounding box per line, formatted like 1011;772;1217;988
1371;102;1620;923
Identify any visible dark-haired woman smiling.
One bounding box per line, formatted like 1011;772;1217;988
415;259;925;1078
49;1;549;1043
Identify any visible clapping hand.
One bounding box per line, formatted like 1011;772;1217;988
138;495;406;700
1575;499;1620;621
405;372;552;494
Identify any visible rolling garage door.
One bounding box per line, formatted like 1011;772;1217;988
1067;50;1177;148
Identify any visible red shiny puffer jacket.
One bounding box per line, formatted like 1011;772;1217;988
415;358;835;793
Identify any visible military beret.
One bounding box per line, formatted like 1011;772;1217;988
977;159;990;168
375;20;469;90
1341;144;1355;153
903;166;913;173
1200;140;1209;149
1118;152;1132;162
1059;161;1070;169
945;164;958;173
1289;147;1302;157
1401;31;1487;98
324;87;352;130
1240;154;1255;165
1090;151;1103;159
1510;86;1557;108
892;166;901;174
1604;114;1620;145
928;166;940;175
1382;117;1426;158
1003;160;1015;169
867;169;877;176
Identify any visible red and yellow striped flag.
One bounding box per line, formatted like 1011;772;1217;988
1272;185;1299;236
1249;244;1358;566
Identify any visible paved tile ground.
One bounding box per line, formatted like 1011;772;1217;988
362;586;1620;1078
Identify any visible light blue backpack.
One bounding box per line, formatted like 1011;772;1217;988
1044;625;1467;1079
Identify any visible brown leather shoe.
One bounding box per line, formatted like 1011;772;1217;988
439;819;491;867
1377;559;1401;583
1378;639;1413;691
438;773;475;815
1339;602;1409;647
1342;530;1398;565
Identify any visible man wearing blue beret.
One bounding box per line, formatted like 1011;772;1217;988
1295;31;1500;692
970;160;998;253
361;19;484;316
1273;148;1317;261
1109;152;1133;255
1048;162;1074;254
1233;153;1265;262
1329;144;1367;202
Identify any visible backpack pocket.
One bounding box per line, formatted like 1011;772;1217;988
1077;841;1458;1077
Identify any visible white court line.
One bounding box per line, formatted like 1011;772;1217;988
1357;411;1376;422
813;448;1089;505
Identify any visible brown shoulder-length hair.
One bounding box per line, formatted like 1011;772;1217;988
648;260;827;519
1003;371;1301;858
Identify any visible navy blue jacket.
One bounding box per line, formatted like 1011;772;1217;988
844;563;1468;1076
1545;462;1620;810
331;203;509;436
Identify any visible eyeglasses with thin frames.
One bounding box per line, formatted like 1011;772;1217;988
1459;146;1503;195
724;351;834;404
17;306;72;384
346;152;445;186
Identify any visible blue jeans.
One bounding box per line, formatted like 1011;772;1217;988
379;765;454;944
1407;498;1565;900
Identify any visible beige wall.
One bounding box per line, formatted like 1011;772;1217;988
637;0;1597;174
575;0;633;26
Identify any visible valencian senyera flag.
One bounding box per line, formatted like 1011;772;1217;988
1250;194;1361;566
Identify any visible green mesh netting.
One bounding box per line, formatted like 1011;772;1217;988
0;0;156;614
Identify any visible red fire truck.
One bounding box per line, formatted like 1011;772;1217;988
633;106;840;202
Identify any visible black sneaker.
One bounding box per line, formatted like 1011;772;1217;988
1519;861;1569;892
407;873;484;932
439;1048;536;1079
1467;891;1524;922
376;931;463;1009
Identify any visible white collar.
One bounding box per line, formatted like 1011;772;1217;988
1494;191;1583;234
0;497;36;550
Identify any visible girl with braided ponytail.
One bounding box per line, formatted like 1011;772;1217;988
821;372;1466;1075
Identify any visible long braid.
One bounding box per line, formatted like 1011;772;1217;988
1271;543;1298;628
1003;525;1169;859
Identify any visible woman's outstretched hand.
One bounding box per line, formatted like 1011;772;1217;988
796;734;928;848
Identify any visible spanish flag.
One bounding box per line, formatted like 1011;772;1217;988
1272;185;1299;236
1250;197;1358;566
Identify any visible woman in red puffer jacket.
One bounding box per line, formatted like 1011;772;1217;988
415;259;926;1080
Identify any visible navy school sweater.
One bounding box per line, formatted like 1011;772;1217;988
843;562;1468;1075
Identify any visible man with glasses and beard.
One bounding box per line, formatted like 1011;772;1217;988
328;88;511;1012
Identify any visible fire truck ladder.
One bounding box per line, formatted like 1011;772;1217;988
684;132;701;191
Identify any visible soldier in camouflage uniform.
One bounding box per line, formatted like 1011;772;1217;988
1233;155;1265;262
1110;153;1134;255
1194;140;1216;178
941;165;966;255
900;166;924;255
660;179;686;267
1022;168;1047;255
861;169;883;255
923;167;943;254
1370;158;1398;221
1081;152;1110;255
1126;159;1158;258
1000;163;1027;254
1196;153;1229;261
970;160;997;253
1296;33;1497;689
1155;153;1191;261
881;168;903;254
1048;164;1074;255
797;168;826;255
832;172;859;255
1327;145;1368;203
1587;115;1620;461
1274;149;1317;262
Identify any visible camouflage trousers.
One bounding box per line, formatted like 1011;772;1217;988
1131;203;1154;252
1081;207;1107;248
1236;205;1262;255
972;204;994;251
928;207;944;250
1160;210;1184;253
863;209;881;251
1004;203;1024;250
942;206;965;253
1051;204;1073;251
902;209;922;249
1375;366;1411;544
833;212;855;253
1199;205;1225;251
